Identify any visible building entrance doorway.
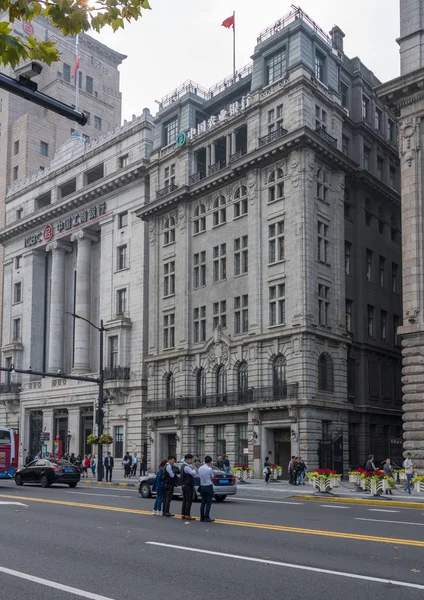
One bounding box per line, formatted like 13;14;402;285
166;434;177;459
273;428;291;479
54;410;68;456
81;409;94;456
29;411;43;458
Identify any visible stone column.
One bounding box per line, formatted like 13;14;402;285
204;425;216;459
210;143;216;166
42;409;54;455
206;146;211;170
68;407;80;456
71;231;96;373
231;131;237;154
46;241;71;372
226;134;231;163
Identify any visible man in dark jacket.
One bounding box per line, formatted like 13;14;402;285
180;454;197;520
162;455;177;517
104;452;114;482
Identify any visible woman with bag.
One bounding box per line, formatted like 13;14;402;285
152;460;167;515
263;457;271;484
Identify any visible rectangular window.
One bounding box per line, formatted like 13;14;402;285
12;318;21;341
234;236;248;276
15;256;22;270
315;105;327;132
366;249;373;282
342;136;348;155
393;315;400;345
119;154;129;168
367;305;375;337
113;425;124;459
345;241;351;275
94;116;102;131
388;119;395;142
13;282;22;303
265;48;286;85
234;295;249;334
389;167;396;188
315;50;325;82
213;301;227;329
164;163;176;188
118;212;128;229
13;166;18;181
193;251;206;288
117;245;128;270
77;70;82;90
318;284;330;326
345;300;353;332
86;75;93;94
362;96;369;120
40;141;49;157
268;221;284;263
196;426;205;460
375;108;382;131
392;262;398;293
377;156;383;179
14;140;19;155
108;336;118;368
163;313;175;349
379;256;386;288
381;310;387;341
193;305;206;343
267;105;284;135
213;244;226;283
164;118;178;146
341;82;348;107
363;146;370;170
116;288;127;314
63;63;71;82
317;221;329;263
16;208;23;220
269;284;286;326
163;261;175;297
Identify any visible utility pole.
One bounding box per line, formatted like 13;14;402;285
97;319;105;482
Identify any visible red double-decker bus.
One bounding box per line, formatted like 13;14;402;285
0;427;15;479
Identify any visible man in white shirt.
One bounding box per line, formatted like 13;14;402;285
131;453;138;477
198;456;215;522
403;453;414;494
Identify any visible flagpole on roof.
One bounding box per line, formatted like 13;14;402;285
233;11;236;83
75;34;79;113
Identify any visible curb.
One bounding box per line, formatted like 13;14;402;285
291;495;424;509
82;480;138;488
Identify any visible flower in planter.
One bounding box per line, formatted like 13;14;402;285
98;433;113;444
87;434;99;445
412;475;424;483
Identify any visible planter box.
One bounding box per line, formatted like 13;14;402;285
398;472;407;482
349;474;360;484
312;477;333;493
414;481;424;493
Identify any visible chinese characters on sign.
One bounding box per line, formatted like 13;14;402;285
185;95;251;143
0;449;10;471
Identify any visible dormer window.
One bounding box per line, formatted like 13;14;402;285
265;47;286;85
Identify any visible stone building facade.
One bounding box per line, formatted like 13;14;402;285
376;0;424;470
0;112;153;463
138;7;403;474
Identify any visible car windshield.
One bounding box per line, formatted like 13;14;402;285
48;460;73;466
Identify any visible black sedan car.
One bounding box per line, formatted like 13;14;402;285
15;459;80;488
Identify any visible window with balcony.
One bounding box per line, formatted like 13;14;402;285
164;372;175;399
234;236;248;276
315;105;327;131
196;368;206;398
267;103;284;135
268;221;284;263
163;217;176;245
116;288;127;314
213;300;226;329
267;168;284;202
269;284;285;326
193;306;206;343
163;261;175;297
234;186;248;217
193;251;206;288
318;221;330;264
193;204;206;234
265;48;286;85
164;164;176;188
108;336;118;368
163;313;175;349
234;295;248;334
318;353;334;392
216;365;227;399
272;355;286;397
213;244;226;282
213;195;226;226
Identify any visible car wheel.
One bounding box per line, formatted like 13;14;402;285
40;475;50;488
215;495;226;502
139;482;152;498
68;483;77;488
15;474;23;486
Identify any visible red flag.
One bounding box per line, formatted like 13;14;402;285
222;15;235;29
71;56;81;79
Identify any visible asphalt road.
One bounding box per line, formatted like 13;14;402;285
1;480;424;600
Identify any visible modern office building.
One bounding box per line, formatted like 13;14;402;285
137;7;403;474
0;111;153;462
376;0;424;470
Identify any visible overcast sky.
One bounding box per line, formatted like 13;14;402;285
92;0;401;122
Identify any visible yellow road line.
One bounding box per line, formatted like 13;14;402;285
291;495;424;509
2;492;424;548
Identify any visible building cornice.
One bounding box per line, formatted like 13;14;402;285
375;67;424;113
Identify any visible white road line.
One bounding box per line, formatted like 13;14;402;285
368;509;400;513
229;498;304;505
320;505;349;509
355;518;424;527
0;501;28;507
146;542;424;590
66;492;131;499
0;565;116;599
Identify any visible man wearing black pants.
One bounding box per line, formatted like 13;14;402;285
162;455;177;517
104;452;114;482
180;454;197;520
199;456;215;523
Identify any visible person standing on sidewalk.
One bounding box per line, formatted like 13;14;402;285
180;453;197;520
365;454;376;472
383;458;394;495
131;453;138;477
91;454;97;478
288;456;295;484
297;457;307;485
152;459;167;515
104;452;114;482
263;456;271;484
162;455;177;517
223;455;230;474
403;453;414;494
199;456;215;523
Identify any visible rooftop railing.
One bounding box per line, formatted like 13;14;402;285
257;5;332;46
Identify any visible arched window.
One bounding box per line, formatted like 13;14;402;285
213;195;226;226
237;362;248;393
318;352;334;392
272;355;287;397
216;365;227;399
267;168;284;203
164;216;176;245
234;186;248;218
316;169;329;202
164;372;175;399
196;368;206;398
193;204;206;234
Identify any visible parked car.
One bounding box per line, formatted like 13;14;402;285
14;458;80;488
138;463;237;501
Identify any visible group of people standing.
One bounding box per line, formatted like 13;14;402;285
63;453;97;477
288;456;307;485
366;453;415;495
152;454;216;522
122;452;146;478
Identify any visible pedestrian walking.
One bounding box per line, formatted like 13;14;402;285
288;456;295;484
131;453;138;477
180;453;197;520
69;453;76;464
162;455;177;517
91;454;97;477
104;452;114;482
122;452;131;478
25;453;32;466
383;458;394;495
365;454;376;472
297;457;307;485
82;455;90;478
403;453;414;494
223;455;230;474
75;454;82;473
140;453;147;476
291;457;299;485
263;456;271;484
194;455;201;468
199;456;215;523
216;456;224;470
152;459;167;515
